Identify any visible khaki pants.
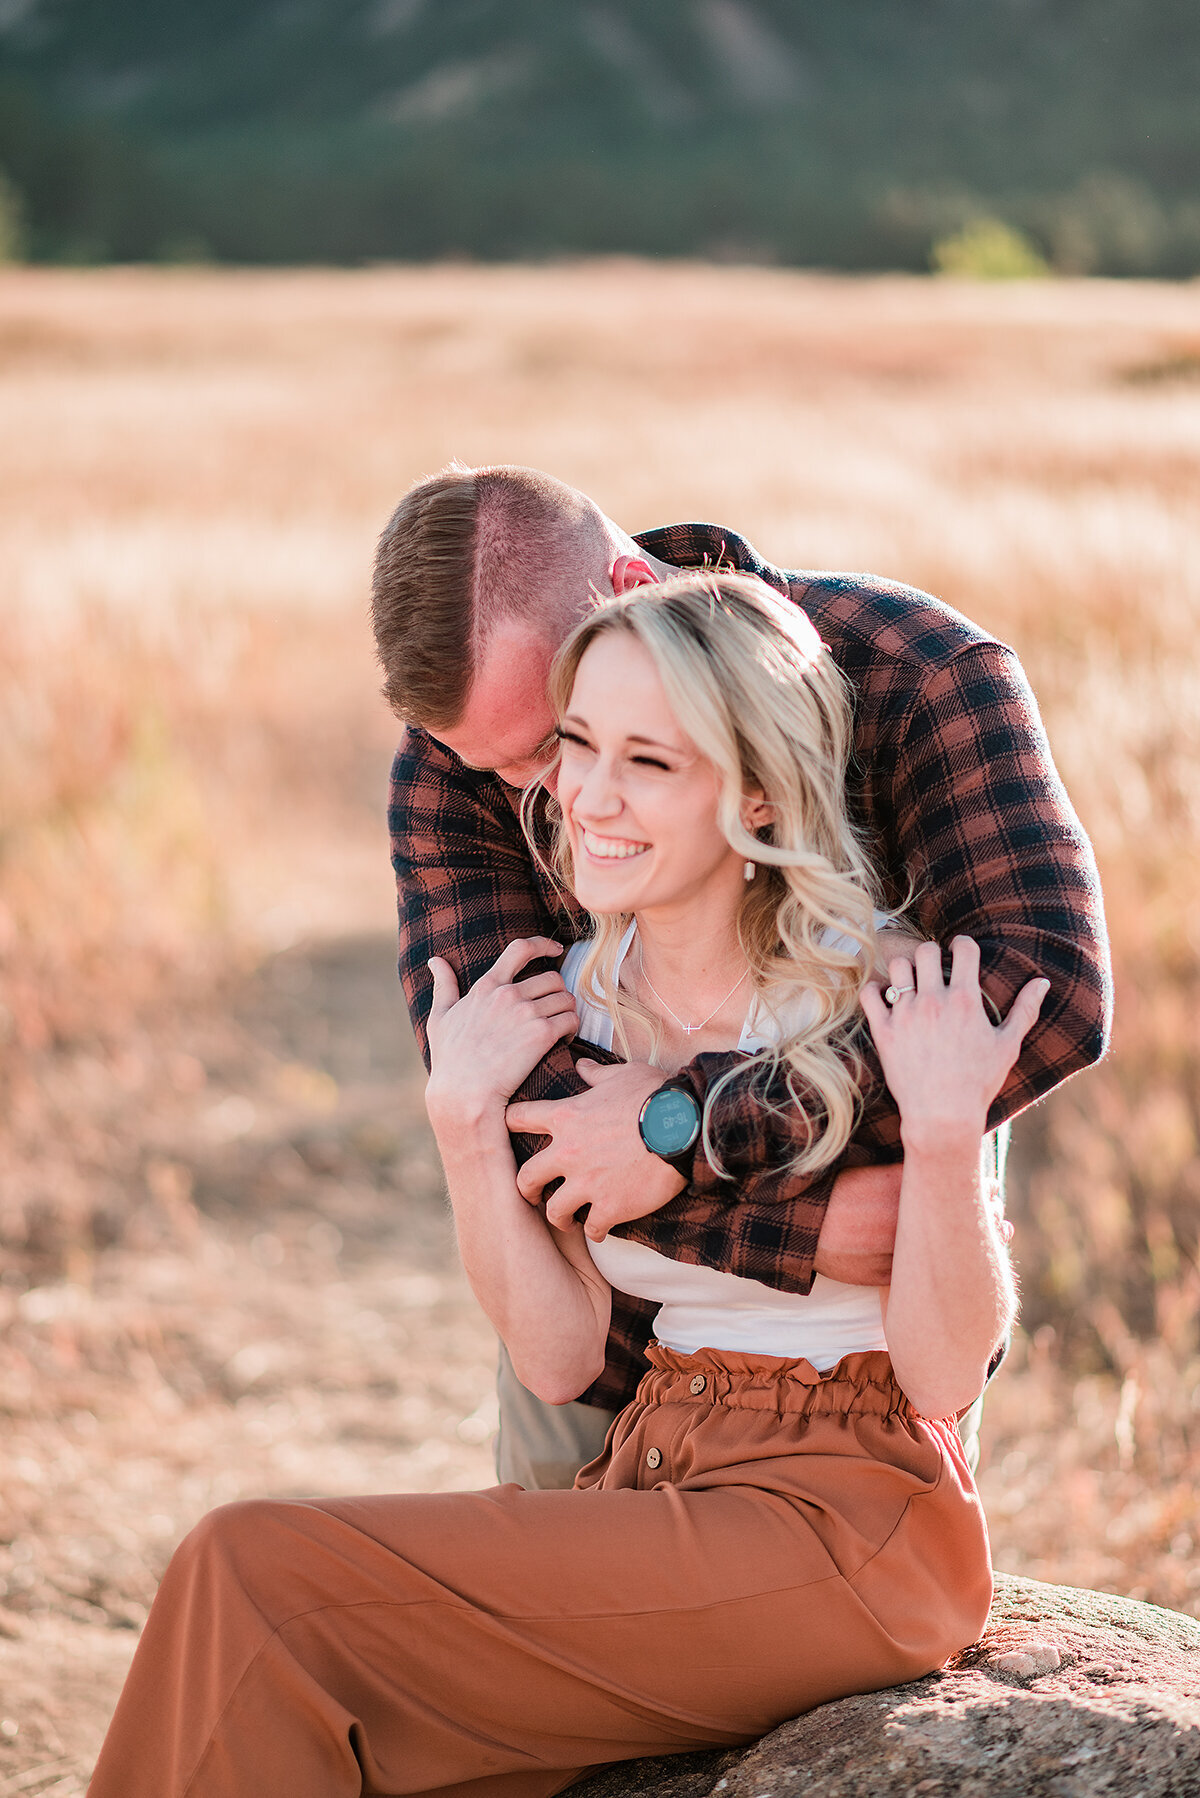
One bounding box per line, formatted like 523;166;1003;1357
90;1347;991;1798
496;1340;985;1488
494;1342;617;1488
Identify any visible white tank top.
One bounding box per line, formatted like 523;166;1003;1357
561;927;888;1370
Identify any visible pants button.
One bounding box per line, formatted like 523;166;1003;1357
689;1374;707;1395
645;1447;662;1470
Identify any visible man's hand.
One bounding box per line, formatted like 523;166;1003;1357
813;1164;902;1287
505;1059;685;1239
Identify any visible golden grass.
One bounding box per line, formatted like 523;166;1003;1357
1;264;1199;1638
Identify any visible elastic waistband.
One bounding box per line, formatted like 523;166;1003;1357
637;1344;915;1420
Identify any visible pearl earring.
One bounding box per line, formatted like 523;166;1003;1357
743;860;755;882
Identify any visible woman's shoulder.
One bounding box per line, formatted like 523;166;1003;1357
560;923;636;1002
560;940;591;995
559;931;634;1055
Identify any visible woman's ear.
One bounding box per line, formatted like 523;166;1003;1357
742;789;775;832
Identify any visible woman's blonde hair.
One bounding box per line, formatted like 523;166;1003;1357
531;571;886;1179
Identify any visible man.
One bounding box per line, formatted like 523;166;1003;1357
375;463;1111;1487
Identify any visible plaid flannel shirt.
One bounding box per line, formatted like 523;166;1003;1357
389;523;1112;1410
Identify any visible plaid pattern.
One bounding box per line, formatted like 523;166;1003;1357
389;523;1112;1410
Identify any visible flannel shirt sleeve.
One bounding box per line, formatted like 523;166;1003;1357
884;639;1111;1125
615;1048;842;1292
389;728;575;1073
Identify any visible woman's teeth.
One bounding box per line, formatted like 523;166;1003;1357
581;830;648;860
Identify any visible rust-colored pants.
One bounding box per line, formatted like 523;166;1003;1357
88;1348;991;1798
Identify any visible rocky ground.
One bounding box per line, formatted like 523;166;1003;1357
576;1576;1200;1798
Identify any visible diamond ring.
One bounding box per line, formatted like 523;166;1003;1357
884;984;916;1005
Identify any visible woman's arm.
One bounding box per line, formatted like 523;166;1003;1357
425;939;612;1406
862;937;1048;1419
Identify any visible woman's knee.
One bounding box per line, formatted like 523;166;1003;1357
167;1499;309;1611
177;1496;288;1554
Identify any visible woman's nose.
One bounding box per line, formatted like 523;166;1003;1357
576;755;623;818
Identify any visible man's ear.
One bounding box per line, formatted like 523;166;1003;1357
609;554;662;595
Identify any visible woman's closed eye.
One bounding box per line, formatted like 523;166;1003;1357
556;726;676;774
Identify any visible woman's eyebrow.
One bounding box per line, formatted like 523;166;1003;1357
626;734;684;753
562;713;686;755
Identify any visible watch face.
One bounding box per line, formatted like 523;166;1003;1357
641;1087;701;1157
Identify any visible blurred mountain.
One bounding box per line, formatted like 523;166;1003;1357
1;0;1197;270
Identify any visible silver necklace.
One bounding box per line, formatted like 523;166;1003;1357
636;950;750;1036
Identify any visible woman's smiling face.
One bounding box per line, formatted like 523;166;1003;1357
556;629;747;919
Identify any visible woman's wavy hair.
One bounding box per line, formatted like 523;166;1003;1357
526;571;887;1180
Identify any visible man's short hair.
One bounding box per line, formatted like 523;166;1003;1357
372;463;605;728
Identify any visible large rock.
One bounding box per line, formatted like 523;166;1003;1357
573;1574;1200;1798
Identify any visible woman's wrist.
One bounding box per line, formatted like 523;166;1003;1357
898;1113;988;1165
425;1078;505;1139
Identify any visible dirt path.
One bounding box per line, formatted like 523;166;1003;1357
0;936;498;1796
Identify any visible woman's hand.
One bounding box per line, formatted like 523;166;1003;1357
864;936;1042;1417
425;937;579;1131
860;936;1049;1154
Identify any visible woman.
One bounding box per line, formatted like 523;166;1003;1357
89;574;1047;1798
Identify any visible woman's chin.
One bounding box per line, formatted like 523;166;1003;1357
571;851;654;917
573;872;646;916
576;888;637;916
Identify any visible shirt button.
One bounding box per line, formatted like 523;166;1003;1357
689;1374;707;1395
645;1447;662;1470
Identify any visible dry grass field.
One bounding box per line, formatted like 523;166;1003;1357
1;262;1198;1793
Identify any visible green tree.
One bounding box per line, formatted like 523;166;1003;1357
932;218;1049;280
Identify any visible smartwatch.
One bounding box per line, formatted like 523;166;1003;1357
637;1080;702;1180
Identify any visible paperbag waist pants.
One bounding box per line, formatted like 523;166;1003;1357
88;1347;992;1798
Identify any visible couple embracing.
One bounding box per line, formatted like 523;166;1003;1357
90;466;1111;1797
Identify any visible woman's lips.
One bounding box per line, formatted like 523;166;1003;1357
579;828;649;861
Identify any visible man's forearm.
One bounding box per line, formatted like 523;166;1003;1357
812;1163;901;1285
